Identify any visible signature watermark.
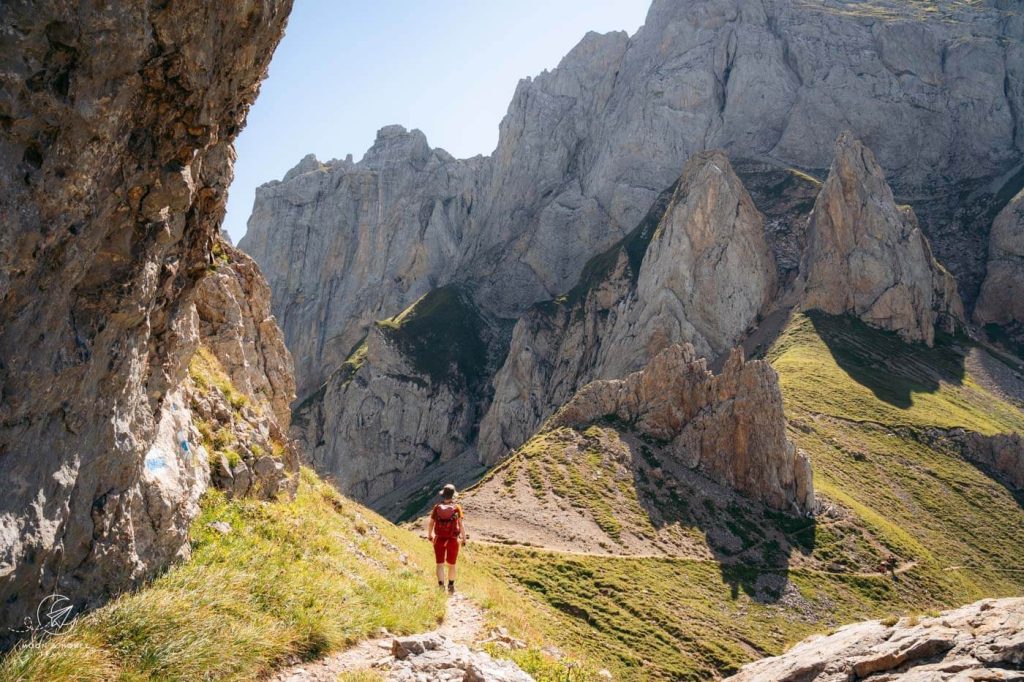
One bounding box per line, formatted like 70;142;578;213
9;593;78;644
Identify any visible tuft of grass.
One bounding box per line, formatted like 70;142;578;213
0;469;446;681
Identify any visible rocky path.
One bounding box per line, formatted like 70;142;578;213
271;593;531;681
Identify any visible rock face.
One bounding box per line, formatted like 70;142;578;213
550;344;814;513
976;189;1024;328
0;1;292;640
242;0;1023;399
387;634;535;682
292;285;504;506
479;151;778;464
240;129;484;396
189;241;299;501
729;597;1024;681
800;133;964;346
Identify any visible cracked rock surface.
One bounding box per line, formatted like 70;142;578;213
728;597;1024;681
0;0;292;639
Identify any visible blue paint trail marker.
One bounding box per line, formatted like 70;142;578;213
145;453;167;472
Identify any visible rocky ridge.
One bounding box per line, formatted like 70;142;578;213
549;344;814;513
480;151;778;465
800;132;965;346
728;597;1024;681
242;0;1024;399
292;285;501;504
0;0;292;638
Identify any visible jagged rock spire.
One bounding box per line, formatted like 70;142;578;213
800;132;963;345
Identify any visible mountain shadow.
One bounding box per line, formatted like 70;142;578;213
807;311;966;409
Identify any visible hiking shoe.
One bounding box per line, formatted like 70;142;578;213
447;583;455;595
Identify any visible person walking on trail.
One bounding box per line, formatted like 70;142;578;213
427;483;467;594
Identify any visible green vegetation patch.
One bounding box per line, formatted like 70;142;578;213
376;284;490;388
770;312;1024;435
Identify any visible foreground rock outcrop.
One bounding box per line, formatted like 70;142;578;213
976;189;1024;329
800;133;964;346
729;598;1024;681
551;344;814;513
190;241;299;501
0;0;292;639
479;151;778;464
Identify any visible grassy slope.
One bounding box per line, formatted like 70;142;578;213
0;467;605;681
472;312;1024;681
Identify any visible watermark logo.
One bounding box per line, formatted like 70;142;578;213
9;593;77;638
36;594;75;635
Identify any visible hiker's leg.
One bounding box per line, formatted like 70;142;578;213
446;562;457;581
433;539;446;585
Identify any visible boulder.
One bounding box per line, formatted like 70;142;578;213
728;598;1024;681
800;132;964;346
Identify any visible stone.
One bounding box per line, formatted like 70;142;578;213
800;132;964;346
728;598;1024;682
207;521;232;535
242;0;1022;405
975;189;1024;327
479;151;778;465
391;635;445;660
0;0;291;642
549;344;814;513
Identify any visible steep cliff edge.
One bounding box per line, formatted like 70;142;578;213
976;189;1024;341
0;1;292;638
292;285;509;509
800;133;965;345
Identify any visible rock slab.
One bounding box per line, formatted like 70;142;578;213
728;597;1024;681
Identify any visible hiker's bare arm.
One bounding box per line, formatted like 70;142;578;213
427;517;435;541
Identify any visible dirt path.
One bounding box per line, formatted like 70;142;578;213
271;593;486;681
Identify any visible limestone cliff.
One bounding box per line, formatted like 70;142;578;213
243;0;1023;399
0;1;292;638
800;133;964;345
292;285;507;508
729;598;1024;682
549;344;814;513
976;189;1024;329
479;151;778;464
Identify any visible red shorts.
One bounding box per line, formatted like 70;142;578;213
433;536;460;564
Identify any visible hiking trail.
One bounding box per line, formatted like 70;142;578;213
271;593;493;681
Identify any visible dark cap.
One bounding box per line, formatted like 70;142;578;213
439;483;456;498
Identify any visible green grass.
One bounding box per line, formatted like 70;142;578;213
465;311;1024;680
190;346;250;413
375;284;490;388
0;470;446;681
769;312;1024;435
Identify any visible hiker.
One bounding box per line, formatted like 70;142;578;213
427;483;467;594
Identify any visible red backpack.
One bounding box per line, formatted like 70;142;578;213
433;503;461;539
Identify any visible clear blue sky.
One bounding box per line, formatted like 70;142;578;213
225;0;650;242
